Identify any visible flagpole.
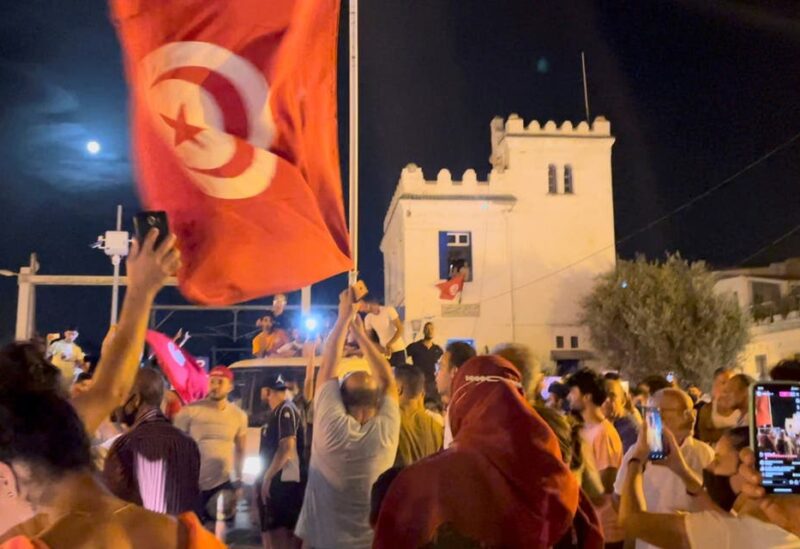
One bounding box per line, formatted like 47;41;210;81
581;51;591;122
348;0;359;286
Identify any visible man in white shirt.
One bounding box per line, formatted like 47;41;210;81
174;366;248;522
296;288;400;549
47;326;85;385
619;416;800;549
614;388;714;549
362;296;406;368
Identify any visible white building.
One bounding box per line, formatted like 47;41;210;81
381;114;616;373
715;259;800;377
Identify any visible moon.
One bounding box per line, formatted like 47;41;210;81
86;140;101;155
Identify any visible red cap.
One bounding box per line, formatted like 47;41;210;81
209;366;234;382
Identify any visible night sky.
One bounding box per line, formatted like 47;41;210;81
2;0;800;357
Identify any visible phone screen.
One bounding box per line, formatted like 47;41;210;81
752;382;800;494
645;407;667;461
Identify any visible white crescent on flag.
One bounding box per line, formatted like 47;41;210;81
140;41;278;199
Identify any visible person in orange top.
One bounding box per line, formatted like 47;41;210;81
0;390;224;549
252;314;289;358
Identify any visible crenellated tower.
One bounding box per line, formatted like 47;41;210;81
381;115;615;371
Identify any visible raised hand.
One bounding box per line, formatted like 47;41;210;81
654;427;688;474
337;288;360;321
126;229;181;297
739;447;800;537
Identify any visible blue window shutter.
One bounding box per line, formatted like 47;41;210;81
439;231;449;279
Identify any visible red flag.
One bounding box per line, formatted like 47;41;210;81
111;0;352;304
146;330;208;404
436;274;465;300
755;394;773;428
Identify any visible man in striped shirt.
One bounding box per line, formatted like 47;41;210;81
103;368;201;515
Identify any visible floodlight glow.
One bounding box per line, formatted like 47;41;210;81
304;317;319;331
86;140;101;155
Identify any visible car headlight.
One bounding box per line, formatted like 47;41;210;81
244;456;264;478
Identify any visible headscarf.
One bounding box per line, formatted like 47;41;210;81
373;355;587;548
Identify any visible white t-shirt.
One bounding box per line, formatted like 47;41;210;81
614;436;715;549
364;306;406;354
685;511;800;549
296;379;400;549
173;399;248;491
47;340;85;382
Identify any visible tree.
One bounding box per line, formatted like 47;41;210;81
581;254;749;387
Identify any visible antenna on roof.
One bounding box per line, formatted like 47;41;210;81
581;51;591;122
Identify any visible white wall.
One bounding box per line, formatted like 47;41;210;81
382;116;616;367
714;275;800;377
741;322;800;377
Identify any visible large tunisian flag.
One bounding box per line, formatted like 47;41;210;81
111;0;352;304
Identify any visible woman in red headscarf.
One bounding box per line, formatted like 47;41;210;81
373;355;602;548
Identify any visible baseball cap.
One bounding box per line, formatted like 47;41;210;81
264;374;287;391
209;366;234;382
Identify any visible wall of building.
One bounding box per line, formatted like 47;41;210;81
381;115;616;367
715;274;800;377
740;322;800;378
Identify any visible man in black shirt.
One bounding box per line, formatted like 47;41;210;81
257;374;306;548
405;322;444;405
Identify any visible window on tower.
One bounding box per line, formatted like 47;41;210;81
548;164;557;194
564;165;574;194
439;231;473;281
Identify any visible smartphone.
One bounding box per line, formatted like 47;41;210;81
133;211;169;249
750;382;800;495
351;280;368;302
645;407;667;461
666;371;675;384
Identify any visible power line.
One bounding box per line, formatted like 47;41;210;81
615;128;800;249
739;222;800;266
480;127;800;303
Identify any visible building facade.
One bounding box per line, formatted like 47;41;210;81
381;114;616;372
715;259;800;377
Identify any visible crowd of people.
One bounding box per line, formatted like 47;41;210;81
2;231;800;548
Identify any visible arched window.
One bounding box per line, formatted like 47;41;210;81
564;165;574;194
548;164;557;194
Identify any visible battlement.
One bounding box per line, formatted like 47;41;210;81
384;163;511;230
498;113;611;136
394;163;512;194
490;114;612;171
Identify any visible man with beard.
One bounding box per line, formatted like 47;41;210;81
174;366;248;522
103;368;200;515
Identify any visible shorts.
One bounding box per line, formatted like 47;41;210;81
199;481;236;523
256;476;306;532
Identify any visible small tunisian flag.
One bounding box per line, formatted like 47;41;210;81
436;274;465;301
111;0;352;304
755;393;773;428
146;330;208;404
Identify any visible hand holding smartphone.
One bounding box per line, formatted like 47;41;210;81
750;382;800;495
351;280;368;302
133;211;170;249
